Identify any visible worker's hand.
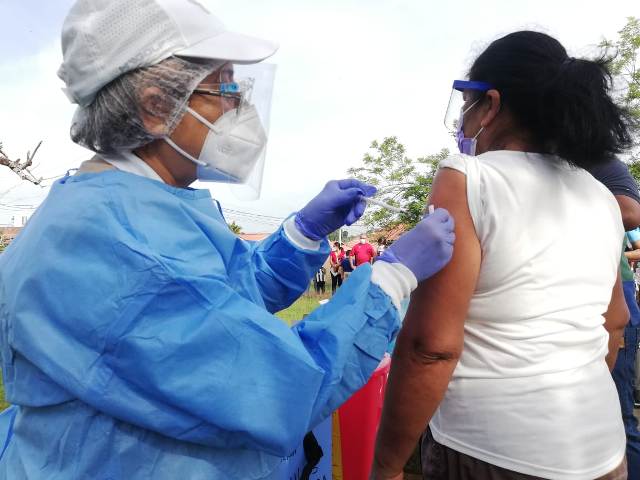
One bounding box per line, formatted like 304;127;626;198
295;179;376;240
378;208;455;282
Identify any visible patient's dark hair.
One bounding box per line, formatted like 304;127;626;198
468;31;636;169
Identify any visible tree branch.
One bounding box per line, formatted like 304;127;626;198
0;141;43;185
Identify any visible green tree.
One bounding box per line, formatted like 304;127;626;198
402;149;450;227
228;221;242;235
347;136;448;230
605;17;640;124
603;17;640;181
629;161;640;186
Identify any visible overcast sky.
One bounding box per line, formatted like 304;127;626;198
0;0;637;232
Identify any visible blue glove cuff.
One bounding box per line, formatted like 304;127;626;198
378;249;401;265
294;213;324;241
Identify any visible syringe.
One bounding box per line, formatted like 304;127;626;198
363;196;404;214
364;197;436;216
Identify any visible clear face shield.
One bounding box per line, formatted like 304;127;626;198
189;62;276;200
443;80;493;156
443;80;493;133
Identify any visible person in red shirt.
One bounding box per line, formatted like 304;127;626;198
351;234;376;267
330;242;345;265
329;242;345;294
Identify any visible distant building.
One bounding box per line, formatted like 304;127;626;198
344;224;408;250
0;226;22;248
238;232;271;242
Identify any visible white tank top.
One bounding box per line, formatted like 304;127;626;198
429;151;626;479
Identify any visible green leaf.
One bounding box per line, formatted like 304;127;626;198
348;136;449;230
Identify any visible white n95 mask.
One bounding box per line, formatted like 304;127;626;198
165;104;267;183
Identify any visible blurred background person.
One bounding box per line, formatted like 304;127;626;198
590;157;640;476
329;241;345;294
341;248;354;281
313;266;326;295
351;233;376;268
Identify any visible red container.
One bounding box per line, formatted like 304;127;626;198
337;354;391;479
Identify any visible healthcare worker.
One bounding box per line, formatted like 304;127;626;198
0;1;455;479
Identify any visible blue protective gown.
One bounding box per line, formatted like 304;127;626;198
0;170;400;479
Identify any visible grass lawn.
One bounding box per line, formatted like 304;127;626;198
275;292;330;326
0;372;7;411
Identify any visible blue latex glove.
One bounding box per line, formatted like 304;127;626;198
295;179;377;240
378;208;455;282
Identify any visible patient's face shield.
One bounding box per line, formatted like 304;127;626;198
444;80;494;133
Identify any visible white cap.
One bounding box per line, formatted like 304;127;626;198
58;0;278;107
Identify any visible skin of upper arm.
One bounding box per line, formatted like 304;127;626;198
614;194;640;231
625;249;640;261
603;272;629;370
372;167;482;478
396;167;481;360
604;273;629;334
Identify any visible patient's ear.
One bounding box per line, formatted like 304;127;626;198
480;89;501;128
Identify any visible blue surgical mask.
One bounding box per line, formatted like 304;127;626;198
456;100;484;156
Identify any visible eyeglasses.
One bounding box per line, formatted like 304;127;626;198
193;79;254;111
194;82;242;108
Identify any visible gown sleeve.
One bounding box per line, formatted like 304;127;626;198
250;221;329;313
2;184;399;457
